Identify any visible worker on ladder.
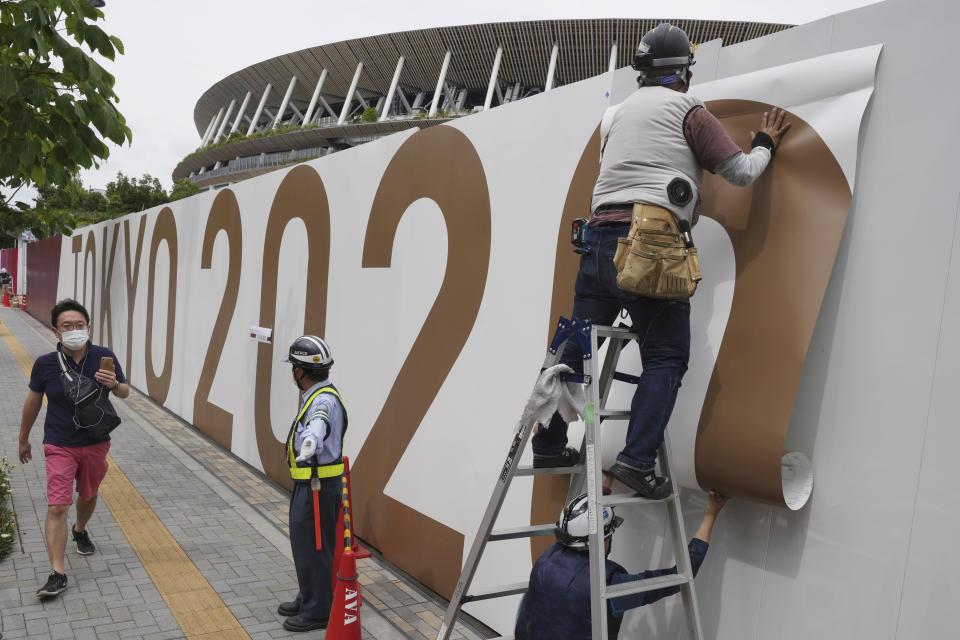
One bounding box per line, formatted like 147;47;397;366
532;22;791;498
515;491;727;639
277;335;348;633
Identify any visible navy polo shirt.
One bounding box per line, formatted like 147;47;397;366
28;342;126;447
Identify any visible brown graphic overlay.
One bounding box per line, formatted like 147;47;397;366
695;100;850;506
254;165;330;490
82;230;96;316
123;216;147;378
24;234;61;327
99;223;120;349
352;126;491;598
144;208;179;405
71;234;83;299
194;189;243;450
530;125;602;562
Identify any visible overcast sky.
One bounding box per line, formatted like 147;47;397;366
7;0;884;204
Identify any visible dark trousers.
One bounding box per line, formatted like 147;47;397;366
289;475;342;621
532;223;691;468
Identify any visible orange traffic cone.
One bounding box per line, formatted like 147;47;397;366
2;289;8;307
19;294;25;311
327;479;362;639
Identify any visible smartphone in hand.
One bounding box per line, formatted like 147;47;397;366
100;356;114;372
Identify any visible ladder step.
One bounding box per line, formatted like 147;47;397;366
602;573;691;599
489;524;556;541
602;492;674;507
515;464;582;476
598;409;631;419
461;581;528;603
595;326;639;341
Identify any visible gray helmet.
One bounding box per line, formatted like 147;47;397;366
282;335;333;371
632;23;696;86
555;493;624;549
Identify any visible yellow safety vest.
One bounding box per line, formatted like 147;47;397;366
286;386;345;480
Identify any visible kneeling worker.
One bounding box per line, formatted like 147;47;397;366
515;491;727;639
277;335;348;632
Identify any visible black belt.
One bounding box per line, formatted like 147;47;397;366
594;203;633;213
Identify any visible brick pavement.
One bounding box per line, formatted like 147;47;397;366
0;307;492;640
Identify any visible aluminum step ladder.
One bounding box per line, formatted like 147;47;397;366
437;317;704;640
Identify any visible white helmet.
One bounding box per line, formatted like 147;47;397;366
282;335;334;371
555;493;624;549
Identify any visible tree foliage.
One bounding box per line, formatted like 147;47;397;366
0;172;197;246
0;0;132;198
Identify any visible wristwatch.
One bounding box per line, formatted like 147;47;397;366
112;379;120;391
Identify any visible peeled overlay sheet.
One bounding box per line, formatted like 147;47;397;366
676;45;881;509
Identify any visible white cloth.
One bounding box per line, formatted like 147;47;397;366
715;146;771;186
516;364;586;433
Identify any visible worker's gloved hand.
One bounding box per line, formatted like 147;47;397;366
295;437;317;462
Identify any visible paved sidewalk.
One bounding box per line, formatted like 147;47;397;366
0;307;491;640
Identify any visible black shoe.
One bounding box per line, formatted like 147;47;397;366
283;615;328;632
533;446;581;469
36;571;68;598
72;525;95;555
608;461;673;500
277;601;299;617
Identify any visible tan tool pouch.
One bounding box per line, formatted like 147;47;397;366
613;204;702;299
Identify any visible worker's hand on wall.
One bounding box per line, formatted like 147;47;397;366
752;107;792;149
295;437;317;462
705;491;728;518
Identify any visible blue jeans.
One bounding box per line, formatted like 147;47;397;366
532;223;690;468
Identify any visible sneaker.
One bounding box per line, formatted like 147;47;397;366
72;525;95;555
533;446;581;469
608;461;673;500
36;571;68;598
283;615;328;632
277;601;299;617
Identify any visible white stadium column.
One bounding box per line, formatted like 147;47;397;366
380;56;405;121
338;62;363;125
429;50;451;117
303;69;328;126
213;99;236;143
273;76;298;129
608;42;619;73
203;107;225;147
199;113;218;145
230;91;252;135
247;83;272;136
483;46;503;111
545;42;559;91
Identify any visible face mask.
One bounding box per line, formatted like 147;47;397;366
60;329;89;350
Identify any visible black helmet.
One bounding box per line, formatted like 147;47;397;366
282;335;334;370
632;23;696;79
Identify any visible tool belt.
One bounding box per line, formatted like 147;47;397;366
612;203;702;300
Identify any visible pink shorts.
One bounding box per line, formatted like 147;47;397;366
44;442;111;505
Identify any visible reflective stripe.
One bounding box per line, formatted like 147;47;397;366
286;386;345;479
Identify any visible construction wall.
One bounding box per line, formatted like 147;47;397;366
24;235;61;327
46;0;960;637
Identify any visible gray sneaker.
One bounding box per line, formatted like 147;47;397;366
36;571;68;598
608;461;672;500
72;525;95;555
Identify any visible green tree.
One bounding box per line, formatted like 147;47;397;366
169;178;201;202
0;0;132;209
361;107;379;123
105;172;166;214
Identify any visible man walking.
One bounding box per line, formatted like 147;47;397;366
18;298;128;597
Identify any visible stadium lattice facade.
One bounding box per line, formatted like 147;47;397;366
176;18;791;188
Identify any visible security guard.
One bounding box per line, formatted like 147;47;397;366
277;335;347;632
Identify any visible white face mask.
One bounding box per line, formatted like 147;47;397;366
60;329;89;350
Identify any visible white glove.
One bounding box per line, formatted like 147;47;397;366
295;437;317;462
